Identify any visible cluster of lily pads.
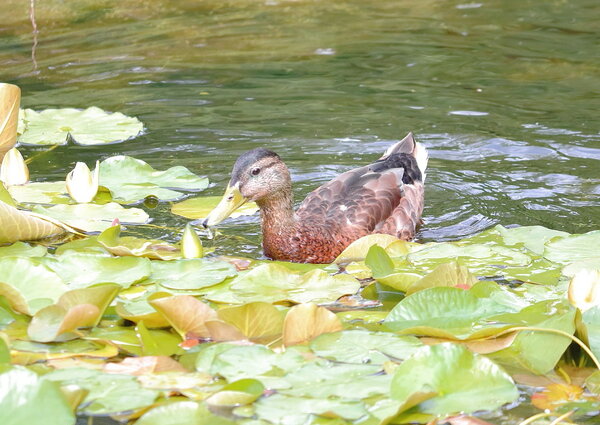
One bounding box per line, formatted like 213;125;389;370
0;97;599;425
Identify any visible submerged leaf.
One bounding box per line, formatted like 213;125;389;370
18;106;143;145
99;155;208;203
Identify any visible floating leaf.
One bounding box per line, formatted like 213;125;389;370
385;284;519;340
11;339;118;364
43;368;159;415
0;366;74;425
544;231;600;264
216;302;284;344
205;263;360;305
0;83;20;160
44;251;152;289
0;257;67;315
365;245;395;279
494;225;569;255
0;241;46;257
151;258;237;290
136;321;183;356
137;401;236;425
172;195;258;220
582;306;600;362
406;261;479;295
309;330;423;364
97;224;181;260
283;303;342;346
8;181;70;204
206;379;265;407
27;284;120;342
254;394;366;424
33;202;149;232
116;295;171;328
150;295;217;339
99;155;208;203
335;233;400;263
18;107;143;145
0;199;71;243
390;343;518;416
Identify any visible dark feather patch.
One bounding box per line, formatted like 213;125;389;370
230;148;280;184
369;153;422;184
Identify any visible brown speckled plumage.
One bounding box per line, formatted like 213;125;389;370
219;133;427;263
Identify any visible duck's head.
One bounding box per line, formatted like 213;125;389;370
202;148;291;227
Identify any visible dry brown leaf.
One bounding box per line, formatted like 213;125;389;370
283;303;343;347
0;199;72;243
463;332;518;354
0;83;20;161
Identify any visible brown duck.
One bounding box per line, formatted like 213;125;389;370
202;133;428;263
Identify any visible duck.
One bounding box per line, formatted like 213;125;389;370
202;132;428;264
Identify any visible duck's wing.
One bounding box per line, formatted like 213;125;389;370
296;133;427;238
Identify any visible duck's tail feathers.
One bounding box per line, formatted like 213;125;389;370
381;132;428;182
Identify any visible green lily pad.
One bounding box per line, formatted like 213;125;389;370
487;300;577;374
151;258;237;290
0;365;74;425
206;379;265;407
8;181;71;204
544;230;600;264
32;202;149;232
0;241;47;257
406;261;479;295
18;107;143;145
385;284;522;340
280;362;388;399
203;263;360;305
391;343;518;415
44;251;152;289
0;257;67;315
253;394;367;425
137;401;236;425
28;283;120;342
172;196;258;220
581;305;600;365
216;302;284;344
309;330;423;364
99;156;209;203
43;367;159;415
97;225;181;260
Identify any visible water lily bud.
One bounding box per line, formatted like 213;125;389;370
568;269;600;312
66;160;99;203
181;223;203;259
0;147;29;186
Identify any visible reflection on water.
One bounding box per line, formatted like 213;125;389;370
0;0;598;259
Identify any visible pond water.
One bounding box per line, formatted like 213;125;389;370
1;0;599;257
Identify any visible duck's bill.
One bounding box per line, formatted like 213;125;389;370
202;183;248;227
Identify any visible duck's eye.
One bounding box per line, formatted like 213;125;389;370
251;167;261;176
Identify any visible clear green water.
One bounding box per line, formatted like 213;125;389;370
1;0;599;259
